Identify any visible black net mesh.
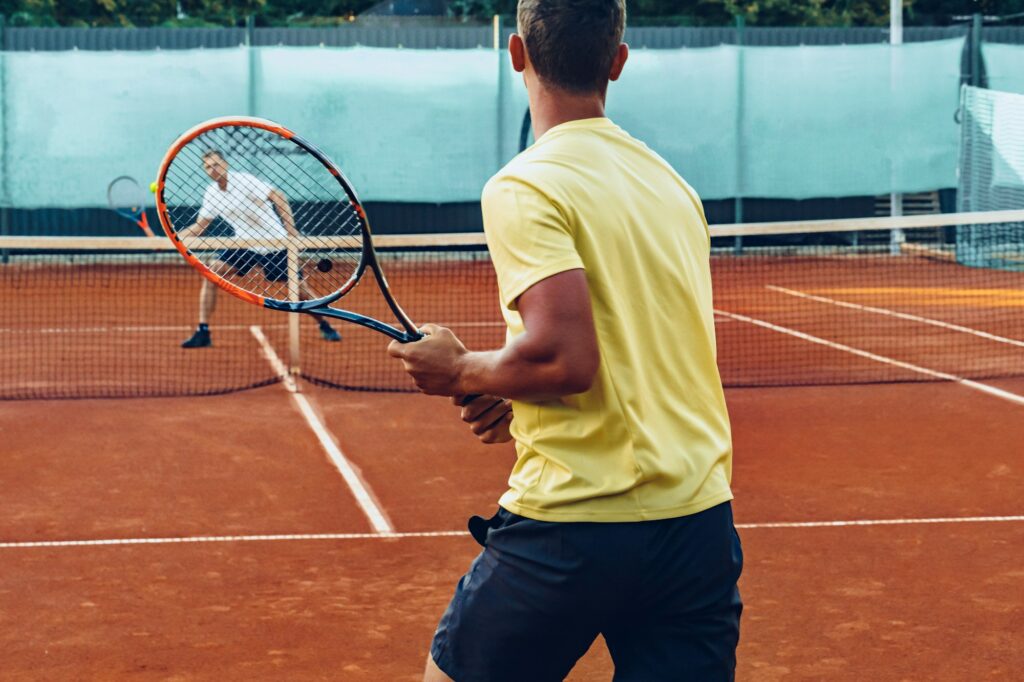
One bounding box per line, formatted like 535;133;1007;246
2;214;1023;400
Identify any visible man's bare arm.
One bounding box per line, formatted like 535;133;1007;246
269;189;296;235
388;269;599;401
177;216;212;240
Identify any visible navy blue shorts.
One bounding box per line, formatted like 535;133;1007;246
217;249;291;282
431;501;743;681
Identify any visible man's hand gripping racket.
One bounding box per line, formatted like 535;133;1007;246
456;394;514;444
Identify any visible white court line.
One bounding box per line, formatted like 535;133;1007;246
738;515;1024;529
250;325;298;392
766;285;1024;349
716;309;1024;407
2;515;1023;549
250;325;393;534
0;531;468;549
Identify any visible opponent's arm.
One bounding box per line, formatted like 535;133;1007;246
177;216;212;240
268;189;296;235
388;268;599;401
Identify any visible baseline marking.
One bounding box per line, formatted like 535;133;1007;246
3;515;1023;549
715;309;1024;407
767;285;1024;348
250;325;393;534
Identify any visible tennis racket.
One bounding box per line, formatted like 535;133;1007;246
108;175;155;237
153;116;422;343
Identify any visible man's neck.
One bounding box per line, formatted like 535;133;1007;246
217;173;228;191
528;80;607;140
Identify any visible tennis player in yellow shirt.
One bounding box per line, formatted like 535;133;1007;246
388;1;742;679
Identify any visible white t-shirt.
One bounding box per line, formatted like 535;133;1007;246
198;171;287;250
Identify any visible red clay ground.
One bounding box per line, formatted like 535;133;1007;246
1;378;1022;680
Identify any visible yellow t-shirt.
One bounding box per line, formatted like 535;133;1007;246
481;117;733;523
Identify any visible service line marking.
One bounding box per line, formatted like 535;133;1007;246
766;285;1024;348
715;309;1024;407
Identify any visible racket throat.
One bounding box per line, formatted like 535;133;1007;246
264;301;415;342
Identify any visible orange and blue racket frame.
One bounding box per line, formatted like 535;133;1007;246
108;176;155;237
153;116;423;343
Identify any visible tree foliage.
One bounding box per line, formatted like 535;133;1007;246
1;0;1022;28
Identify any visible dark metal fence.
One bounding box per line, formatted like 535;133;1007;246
2;24;1021;51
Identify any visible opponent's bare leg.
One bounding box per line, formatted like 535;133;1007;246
182;258;236;348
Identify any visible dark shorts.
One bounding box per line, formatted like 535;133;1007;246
216;249;291;282
431;501;743;682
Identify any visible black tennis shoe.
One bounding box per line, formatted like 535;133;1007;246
181;328;211;348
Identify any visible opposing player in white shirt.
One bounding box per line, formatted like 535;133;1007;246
178;149;341;348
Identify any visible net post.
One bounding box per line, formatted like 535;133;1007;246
287;243;301;388
970;13;983;88
495;14;506;169
246;14;257;117
889;0;905;255
889;192;905;254
733;14;745;256
0;13;8;265
889;0;903;45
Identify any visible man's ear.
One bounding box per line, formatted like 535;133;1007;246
509;33;526;73
609;43;629;82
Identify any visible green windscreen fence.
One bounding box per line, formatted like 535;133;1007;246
981;43;1024;96
0;39;967;209
958;86;1024;271
606;39;965;199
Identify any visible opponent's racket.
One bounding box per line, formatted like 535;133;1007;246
108;175;155;236
153;116;421;343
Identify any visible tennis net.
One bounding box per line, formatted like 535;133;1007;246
958;86;1024;272
2;210;1023;400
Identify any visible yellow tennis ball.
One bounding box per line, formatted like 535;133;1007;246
149;181;157;193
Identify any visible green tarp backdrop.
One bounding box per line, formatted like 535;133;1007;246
0;38;998;208
983;43;1024;98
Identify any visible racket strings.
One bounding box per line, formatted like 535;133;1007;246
224;126;361;241
161;124;368;303
193;127;364;281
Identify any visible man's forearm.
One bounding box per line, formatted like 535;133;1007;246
179;223;204;239
270;193;296;234
279;205;295;234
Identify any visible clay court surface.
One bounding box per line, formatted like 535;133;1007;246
2;376;1023;680
2;243;1023;679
